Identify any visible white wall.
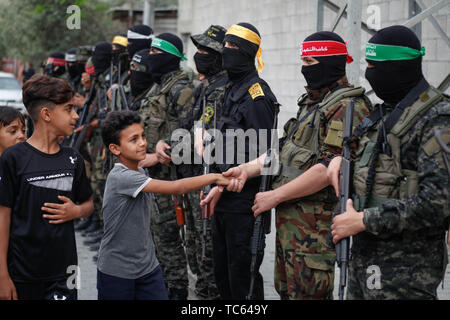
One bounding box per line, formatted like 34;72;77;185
178;0;450;127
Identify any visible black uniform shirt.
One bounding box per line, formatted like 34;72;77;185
215;70;277;214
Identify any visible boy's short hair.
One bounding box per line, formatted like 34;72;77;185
101;111;142;147
22;74;75;122
0;106;26;128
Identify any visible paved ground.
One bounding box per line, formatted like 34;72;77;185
76;214;450;300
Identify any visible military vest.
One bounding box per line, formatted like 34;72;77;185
139;71;193;153
192;71;228;130
353;85;447;210
272;86;368;202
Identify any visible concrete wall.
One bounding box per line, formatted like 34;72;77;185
177;0;450;127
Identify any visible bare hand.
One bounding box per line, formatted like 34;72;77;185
222;166;248;192
0;275;18;300
327;156;342;197
42;195;81;224
252;190;280;216
331;199;366;243
155;140;172;165
73;93;86;108
200;186;222;217
194;128;207;158
139;153;160;168
214;174;230;190
107;84;119;101
81;72;91;90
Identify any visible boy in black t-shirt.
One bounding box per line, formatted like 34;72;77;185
0;74;94;300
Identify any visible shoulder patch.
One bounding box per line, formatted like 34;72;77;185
248;83;265;100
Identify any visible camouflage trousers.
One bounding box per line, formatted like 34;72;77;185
184;191;219;299
89;136;107;221
150;191;188;294
347;239;447;300
275;200;336;300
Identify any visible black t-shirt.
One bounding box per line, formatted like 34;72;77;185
0;142;92;282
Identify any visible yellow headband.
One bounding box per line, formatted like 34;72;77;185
226;24;264;72
113;35;129;47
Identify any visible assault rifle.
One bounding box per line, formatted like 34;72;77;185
201;98;216;262
110;50;129;111
70;83;97;150
336;99;356;300
166;148;186;245
247;102;280;300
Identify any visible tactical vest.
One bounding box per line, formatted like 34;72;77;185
192;72;227;130
139;71;192;153
353;86;447;211
272;86;368;202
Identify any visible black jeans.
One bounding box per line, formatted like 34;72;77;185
211;211;264;300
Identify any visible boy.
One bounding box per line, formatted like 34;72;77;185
0;106;26;156
0;74;94;300
97;111;229;300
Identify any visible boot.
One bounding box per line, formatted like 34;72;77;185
74;215;93;232
81;215;101;237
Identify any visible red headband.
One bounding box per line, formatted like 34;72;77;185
85;64;95;75
46;57;66;66
301;40;353;63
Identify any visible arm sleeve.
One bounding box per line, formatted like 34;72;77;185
363;114;450;236
116;167;152;198
72;151;93;204
0;153;18;208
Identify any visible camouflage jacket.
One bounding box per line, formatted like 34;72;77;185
273;79;372;203
352;88;450;263
138;69;195;154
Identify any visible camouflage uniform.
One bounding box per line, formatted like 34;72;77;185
272;78;372;299
347;83;450;300
88;69;111;222
183;69;228;299
139;69;194;298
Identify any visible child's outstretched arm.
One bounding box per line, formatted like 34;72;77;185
142;173;230;195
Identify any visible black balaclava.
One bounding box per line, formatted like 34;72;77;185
148;33;182;84
92;41;112;76
65;48;83;80
222;22;260;81
365;25;424;105
301;31;348;90
127;24;153;58
194;46;222;77
130;49;153;97
45;52;66;77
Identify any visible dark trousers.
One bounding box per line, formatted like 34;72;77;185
97;265;168;300
14;278;77;300
211;211;264;300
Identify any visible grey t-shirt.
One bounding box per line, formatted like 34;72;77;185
97;163;159;279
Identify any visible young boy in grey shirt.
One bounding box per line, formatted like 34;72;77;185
97;111;229;300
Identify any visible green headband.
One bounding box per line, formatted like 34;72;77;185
365;43;425;61
151;37;187;61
